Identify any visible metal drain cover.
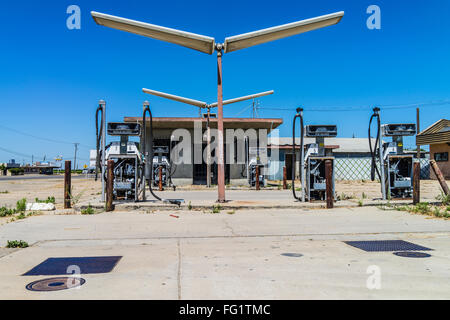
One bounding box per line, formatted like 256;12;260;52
281;253;303;258
26;277;85;292
394;252;432;258
344;240;432;252
23;256;122;276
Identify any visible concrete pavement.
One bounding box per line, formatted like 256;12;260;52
1;207;450;299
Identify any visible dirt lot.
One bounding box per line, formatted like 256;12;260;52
0;176;101;210
0;176;447;224
0;176;447;209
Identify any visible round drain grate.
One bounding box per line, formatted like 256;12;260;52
281;253;303;258
393;252;431;258
26;277;85;292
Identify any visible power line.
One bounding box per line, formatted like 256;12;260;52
0;124;94;149
254;99;450;114
0;146;89;163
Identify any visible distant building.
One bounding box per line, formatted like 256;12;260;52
89;150;97;168
23;162;59;175
267;137;430;181
417;119;450;179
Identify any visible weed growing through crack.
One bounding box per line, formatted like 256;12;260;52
81;204;95;215
6;240;29;248
436;192;450;206
35;196;56;204
378;201;450;219
16;198;26;212
212;205;222;214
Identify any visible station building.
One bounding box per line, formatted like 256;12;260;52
417;119;450;179
124;116;283;186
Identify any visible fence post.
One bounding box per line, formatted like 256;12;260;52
325;159;334;209
159;166;163;191
64;161;71;209
283;166;287;190
255;165;260;191
430;160;450;196
106;160;115;212
413;161;420;205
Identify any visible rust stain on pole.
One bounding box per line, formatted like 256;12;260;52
325;160;334;209
283;166;287;190
64;161;71;209
106;160;115;212
217;52;225;203
206;108;211;188
159;166;163;191
430;160;450;196
413;162;421;205
255;165;260;191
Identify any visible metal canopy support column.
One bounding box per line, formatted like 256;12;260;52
216;45;225;203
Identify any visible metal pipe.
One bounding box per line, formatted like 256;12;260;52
413;161;421;204
207;107;211;188
377;109;387;200
325;159;334;209
64;160;71;209
255;165;260;191
106;160;114;211
100;100;106;202
292;108;305;202
300;109;305;202
216;47;225;203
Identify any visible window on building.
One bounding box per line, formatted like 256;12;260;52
434;152;448;162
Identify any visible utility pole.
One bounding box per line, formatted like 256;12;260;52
73;143;79;170
252;99;260;118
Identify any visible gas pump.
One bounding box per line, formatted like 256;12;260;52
152;146;171;188
247;147;265;188
95;100;183;205
369;107;416;199
105;122;145;201
304;125;338;201
292;108;337;202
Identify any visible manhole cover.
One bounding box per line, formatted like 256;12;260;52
281;253;303;258
23;256;122;276
344;240;432;252
26;277;85;292
393;252;432;258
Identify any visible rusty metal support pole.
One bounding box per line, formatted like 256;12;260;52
159;166;163;191
413;161;421;205
206;108;211;188
325;160;334;209
106;160;114;212
64;161;71;209
216;50;225;203
255;165;260;191
283;166;287;190
430;160;450;195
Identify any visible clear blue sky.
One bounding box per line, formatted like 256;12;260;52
1;0;449;165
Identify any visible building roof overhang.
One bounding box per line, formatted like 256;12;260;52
124;117;283;132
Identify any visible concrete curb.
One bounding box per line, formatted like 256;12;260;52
73;199;417;212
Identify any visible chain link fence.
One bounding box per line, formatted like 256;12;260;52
334;157;430;181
